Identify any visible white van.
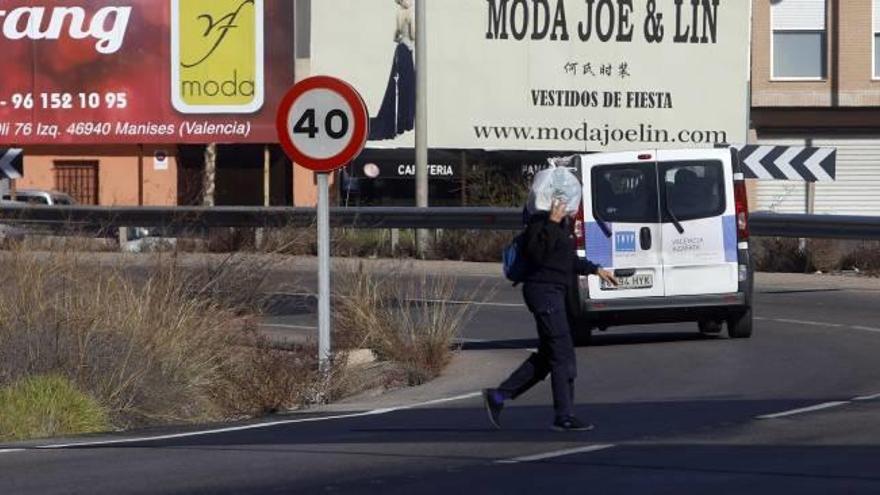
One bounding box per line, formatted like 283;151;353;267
572;147;753;339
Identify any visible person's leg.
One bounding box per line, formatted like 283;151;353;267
540;303;577;420
494;283;555;400
483;284;553;428
495;327;552;400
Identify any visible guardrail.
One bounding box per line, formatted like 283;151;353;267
1;205;878;240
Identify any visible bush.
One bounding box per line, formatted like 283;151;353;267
0;375;110;442
839;241;880;275
0;250;328;430
333;264;477;385
752;237;813;273
432;230;515;262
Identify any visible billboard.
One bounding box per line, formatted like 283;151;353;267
312;0;750;152
0;0;294;145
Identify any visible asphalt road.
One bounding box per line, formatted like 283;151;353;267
2;263;879;494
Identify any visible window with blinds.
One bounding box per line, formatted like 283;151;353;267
771;0;827;79
54;161;99;205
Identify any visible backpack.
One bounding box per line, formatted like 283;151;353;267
502;233;530;284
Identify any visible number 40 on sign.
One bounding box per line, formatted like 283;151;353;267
276;76;369;173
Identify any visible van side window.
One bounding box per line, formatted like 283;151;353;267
660;161;726;222
591;163;659;223
24;196;49;205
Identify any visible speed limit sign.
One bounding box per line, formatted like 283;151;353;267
276;76;370;370
276;76;369;172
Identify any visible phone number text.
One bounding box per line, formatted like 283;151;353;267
3;92;128;110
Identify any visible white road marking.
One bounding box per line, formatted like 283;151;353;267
852;392;880;402
773;318;843;328
260;323;317;331
756;401;850;420
269;291;522;309
496;444;615;464
851;326;880;334
0;449;24;454
405;298;522;308
36;392;482;449
758;317;880;334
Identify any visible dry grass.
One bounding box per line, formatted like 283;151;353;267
752;237;880;275
261;226;418;259
752;237;813;273
333;263;477;386
839;241;880;275
0;249;330;430
432;230;515;262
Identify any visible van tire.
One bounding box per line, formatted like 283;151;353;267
698;320;723;334
726;308;753;339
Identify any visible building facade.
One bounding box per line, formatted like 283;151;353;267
751;0;880;215
7;1;880;213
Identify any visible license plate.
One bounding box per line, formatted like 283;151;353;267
601;273;653;290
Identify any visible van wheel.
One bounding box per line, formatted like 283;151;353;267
698;320;723;335
726;308;753;339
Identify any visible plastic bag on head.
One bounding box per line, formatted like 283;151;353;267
527;165;582;215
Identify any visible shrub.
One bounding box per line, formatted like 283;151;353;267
751;237;813;273
0;375;110;442
432;230;515;262
462;164;529;207
839;241;880;275
0;250;326;430
333;264;477;385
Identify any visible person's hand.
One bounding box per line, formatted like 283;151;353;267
597;268;618;286
549;200;567;223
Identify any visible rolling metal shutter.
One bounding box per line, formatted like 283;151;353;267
755;136;880;215
772;0;826;30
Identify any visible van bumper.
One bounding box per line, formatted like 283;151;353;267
580;293;748;327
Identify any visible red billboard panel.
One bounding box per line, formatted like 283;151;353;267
0;1;294;144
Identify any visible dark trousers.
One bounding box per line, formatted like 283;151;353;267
497;282;577;419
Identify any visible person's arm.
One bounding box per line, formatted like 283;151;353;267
574;257;600;275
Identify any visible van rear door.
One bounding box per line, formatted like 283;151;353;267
656;149;738;296
581;151;664;300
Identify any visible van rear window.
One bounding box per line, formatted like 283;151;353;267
591;160;725;224
660;161;726;222
591;163;659;223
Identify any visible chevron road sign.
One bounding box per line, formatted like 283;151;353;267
0;148;23;180
734;145;837;182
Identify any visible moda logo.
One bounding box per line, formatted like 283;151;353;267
0;6;132;54
171;0;264;114
615;231;637;252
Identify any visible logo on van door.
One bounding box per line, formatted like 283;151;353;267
615;231;637;252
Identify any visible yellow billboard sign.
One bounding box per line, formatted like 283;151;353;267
171;0;264;114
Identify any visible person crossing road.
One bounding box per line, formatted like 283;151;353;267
484;199;618;431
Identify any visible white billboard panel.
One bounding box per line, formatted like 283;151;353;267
312;0;750;152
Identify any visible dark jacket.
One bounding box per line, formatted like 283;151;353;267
522;212;601;320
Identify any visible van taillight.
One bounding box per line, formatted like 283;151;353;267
574;204;585;251
734;180;749;240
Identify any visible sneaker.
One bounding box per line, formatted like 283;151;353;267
482;389;504;429
552;416;594;432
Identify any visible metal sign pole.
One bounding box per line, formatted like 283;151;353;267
317;172;331;369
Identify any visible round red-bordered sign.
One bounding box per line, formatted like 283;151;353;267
276;76;369;173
